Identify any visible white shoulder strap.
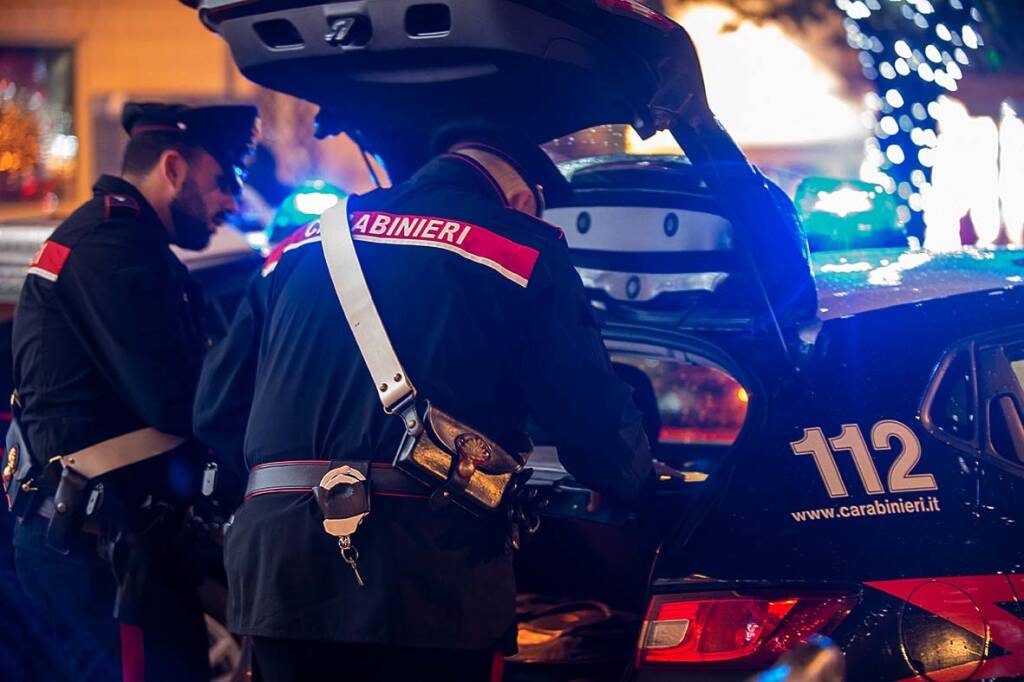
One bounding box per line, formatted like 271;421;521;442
320;198;415;413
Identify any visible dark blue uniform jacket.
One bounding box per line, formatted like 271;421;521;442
194;155;652;651
11;175;207;510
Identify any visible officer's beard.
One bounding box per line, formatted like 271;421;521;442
169;175;213;251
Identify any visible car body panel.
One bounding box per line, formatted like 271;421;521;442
813;247;1024;321
643;273;1024;681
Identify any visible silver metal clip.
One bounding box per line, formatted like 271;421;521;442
85;483;104;516
201;462;218;497
325;17;356;47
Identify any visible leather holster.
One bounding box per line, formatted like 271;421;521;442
394;402;530;514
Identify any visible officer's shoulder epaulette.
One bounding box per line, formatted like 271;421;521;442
262;221;323;277
534;217;566;241
25;194;142;284
102;194;141;221
510;212;565;243
24;202;96;284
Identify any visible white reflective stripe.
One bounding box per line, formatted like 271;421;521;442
61;428;186;479
26;267;59;282
261;233;323;277
544;206;733;253
320;200;415;413
353;234;530;287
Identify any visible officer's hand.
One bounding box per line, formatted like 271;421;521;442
589;460;667;512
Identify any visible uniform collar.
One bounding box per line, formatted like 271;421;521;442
411;155;510;208
93;175;168;243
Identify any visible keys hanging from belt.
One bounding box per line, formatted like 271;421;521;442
337;535;364;586
313;466;370;587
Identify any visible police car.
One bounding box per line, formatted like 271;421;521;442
65;1;1024;679
510;139;1024;682
0;219;261;682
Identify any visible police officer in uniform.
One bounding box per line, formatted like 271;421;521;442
9;102;257;682
194;121;655;681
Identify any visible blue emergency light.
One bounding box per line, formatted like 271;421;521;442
267;180;347;244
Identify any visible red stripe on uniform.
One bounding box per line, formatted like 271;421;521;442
250;459;325;470
262;222;323;276
374;491;430;500
351;211;539;287
119;624;145;682
27;241;71;282
491;652;505;682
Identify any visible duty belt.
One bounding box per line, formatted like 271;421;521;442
60;428;186;479
244;460;428;502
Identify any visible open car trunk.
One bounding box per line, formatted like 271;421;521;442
199;0;816;331
195;0;817;355
498;87;816;681
508;325;759;680
510;454;692;681
510;491;656;681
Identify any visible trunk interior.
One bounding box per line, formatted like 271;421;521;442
509;465;713;681
506;347;746;681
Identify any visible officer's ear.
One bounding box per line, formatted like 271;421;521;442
158;149;191;193
507;188;538;217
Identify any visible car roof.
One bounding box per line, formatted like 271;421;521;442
813;247;1024;320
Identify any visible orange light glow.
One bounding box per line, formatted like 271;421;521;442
737;387;750;404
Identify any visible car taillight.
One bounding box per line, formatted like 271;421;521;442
637;591;857;669
595;0;677;32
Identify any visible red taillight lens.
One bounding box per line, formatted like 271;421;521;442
637;591;857;669
595;0;677;32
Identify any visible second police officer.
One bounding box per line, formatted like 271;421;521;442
8;102;258;682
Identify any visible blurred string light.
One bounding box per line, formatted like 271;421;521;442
837;0;983;241
923;98;1024;249
628;4;863;152
1000;103;1024;246
0;99;41;174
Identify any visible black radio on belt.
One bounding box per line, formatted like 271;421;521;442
45;466;92;554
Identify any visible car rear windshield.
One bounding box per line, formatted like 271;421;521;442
543;124;683;165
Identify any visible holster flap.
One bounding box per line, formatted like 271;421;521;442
426;406;528;475
45;466;91;554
